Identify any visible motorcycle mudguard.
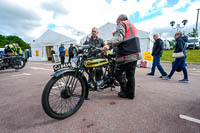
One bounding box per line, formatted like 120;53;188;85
50;68;89;99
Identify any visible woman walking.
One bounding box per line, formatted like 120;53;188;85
162;31;189;83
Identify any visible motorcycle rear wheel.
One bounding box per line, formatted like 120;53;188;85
13;58;26;69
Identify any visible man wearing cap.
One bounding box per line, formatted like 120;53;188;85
104;14;141;99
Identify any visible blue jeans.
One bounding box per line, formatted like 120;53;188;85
168;57;188;79
151;55;167;76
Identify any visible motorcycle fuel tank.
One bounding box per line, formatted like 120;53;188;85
84;58;109;68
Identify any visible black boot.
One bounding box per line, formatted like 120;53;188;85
118;91;128;98
118;85;127;98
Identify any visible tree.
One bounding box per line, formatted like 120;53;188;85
0;35;8;48
167;40;176;49
0;34;30;50
187;28;198;37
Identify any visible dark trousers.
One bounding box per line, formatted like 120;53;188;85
168;57;188;79
51;55;55;63
68;55;73;63
151;55;167;76
115;61;137;97
60;56;65;65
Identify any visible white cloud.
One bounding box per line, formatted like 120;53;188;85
0;0;199;42
135;0;200;39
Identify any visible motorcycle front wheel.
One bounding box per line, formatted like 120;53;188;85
42;72;86;120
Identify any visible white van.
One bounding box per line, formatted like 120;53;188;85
186;37;200;49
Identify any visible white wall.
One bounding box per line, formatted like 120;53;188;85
140;38;153;55
30;46;48;61
30;43;72;61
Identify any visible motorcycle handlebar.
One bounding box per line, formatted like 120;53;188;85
82;45;91;49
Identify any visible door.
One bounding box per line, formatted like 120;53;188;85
46;46;53;61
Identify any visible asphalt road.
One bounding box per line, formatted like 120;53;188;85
0;61;200;133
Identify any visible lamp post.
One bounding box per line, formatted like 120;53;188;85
170;20;188;32
169;20;188;49
194;9;200;50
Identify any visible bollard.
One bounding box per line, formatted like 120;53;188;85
144;61;147;68
140;60;143;68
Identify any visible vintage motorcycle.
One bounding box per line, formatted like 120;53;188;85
0;54;27;71
41;45;119;120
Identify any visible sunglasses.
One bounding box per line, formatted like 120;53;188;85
92;31;97;33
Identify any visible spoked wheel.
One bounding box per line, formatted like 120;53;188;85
42;72;86;120
13;58;26;70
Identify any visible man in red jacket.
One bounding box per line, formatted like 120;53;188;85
104;14;141;99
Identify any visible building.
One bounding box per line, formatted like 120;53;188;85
30;30;76;61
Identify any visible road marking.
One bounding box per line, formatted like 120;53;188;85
30;67;52;71
179;114;200;124
12;73;31;77
42;64;55;66
31;63;56;66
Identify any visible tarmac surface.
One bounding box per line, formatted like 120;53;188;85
0;61;200;133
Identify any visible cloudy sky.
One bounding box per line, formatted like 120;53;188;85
0;0;199;43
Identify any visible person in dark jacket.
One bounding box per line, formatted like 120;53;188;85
84;28;105;48
162;31;189;83
84;27;105;84
50;49;56;63
59;44;65;65
68;44;74;62
4;45;10;55
147;34;167;77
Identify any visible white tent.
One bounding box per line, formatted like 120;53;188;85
81;22;154;56
30;30;76;61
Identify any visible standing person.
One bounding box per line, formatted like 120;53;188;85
68;44;74;63
7;43;16;55
14;43;23;56
147;34;167;78
59;44;65;65
4;45;9;55
50;48;56;63
84;27;105;47
84;27;105;83
162;32;189;83
104;14;141;99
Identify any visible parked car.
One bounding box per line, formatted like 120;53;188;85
186;37;200;49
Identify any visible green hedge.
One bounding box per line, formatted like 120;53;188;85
161;50;200;63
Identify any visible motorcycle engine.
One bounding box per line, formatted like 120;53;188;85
0;58;9;69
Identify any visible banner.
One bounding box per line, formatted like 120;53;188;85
143;52;153;61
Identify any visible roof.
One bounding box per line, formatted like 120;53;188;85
32;29;76;47
81;22;151;44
